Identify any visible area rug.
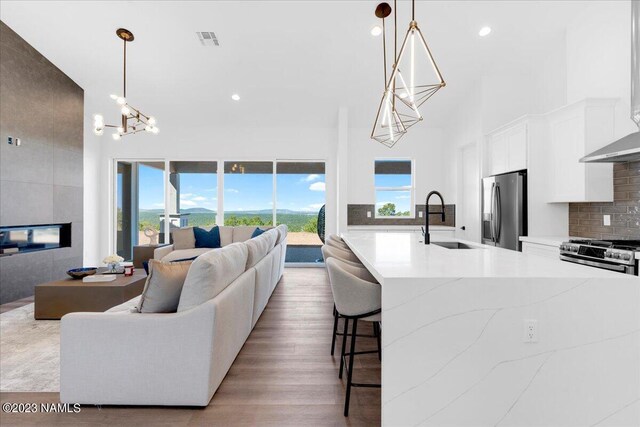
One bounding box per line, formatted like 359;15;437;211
0;303;60;392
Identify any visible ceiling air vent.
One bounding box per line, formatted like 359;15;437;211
196;32;219;46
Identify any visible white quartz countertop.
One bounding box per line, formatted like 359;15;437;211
341;231;630;280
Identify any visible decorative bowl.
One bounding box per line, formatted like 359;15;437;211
67;267;98;280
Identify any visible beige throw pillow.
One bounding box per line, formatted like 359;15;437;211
172;227;195;250
137;260;193;313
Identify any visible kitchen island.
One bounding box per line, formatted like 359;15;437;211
341;231;639;427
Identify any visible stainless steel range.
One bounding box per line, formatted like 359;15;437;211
559;239;640;276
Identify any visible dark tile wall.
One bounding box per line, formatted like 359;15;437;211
568;161;640;240
348;204;456;227
0;21;84;304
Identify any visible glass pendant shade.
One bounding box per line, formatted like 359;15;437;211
371;89;407;148
388;21;445;114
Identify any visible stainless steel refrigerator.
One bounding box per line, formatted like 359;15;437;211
482;171;527;251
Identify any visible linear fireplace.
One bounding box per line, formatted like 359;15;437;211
0;223;72;256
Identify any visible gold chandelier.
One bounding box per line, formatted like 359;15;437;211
371;0;445;147
93;28;158;140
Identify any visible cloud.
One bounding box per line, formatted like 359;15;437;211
203;187;217;193
396;195;411;199
226;188;239;193
309;182;325;192
309;203;324;209
299;203;325;212
301;174;320;183
376;201;391;206
152;203;165;208
192;196;207;201
180;200;196;207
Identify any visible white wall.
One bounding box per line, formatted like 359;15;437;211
347;126;448;207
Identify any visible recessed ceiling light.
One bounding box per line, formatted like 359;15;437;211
231;94;240;101
371;25;382;36
479;26;492;37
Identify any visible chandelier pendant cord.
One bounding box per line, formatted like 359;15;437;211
382;17;387;85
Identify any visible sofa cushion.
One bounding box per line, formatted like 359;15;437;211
232;226;259;243
275;224;288;245
264;228;278;250
161;248;213;262
177;242;249;312
171;227;195;250
245;232;272;269
194;226;221;248
251;227;266;238
137;260;193;313
105;295;140;313
219;226;233;247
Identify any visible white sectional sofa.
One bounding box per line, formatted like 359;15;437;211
60;225;287;406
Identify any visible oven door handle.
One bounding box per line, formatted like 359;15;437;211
559;255;632;274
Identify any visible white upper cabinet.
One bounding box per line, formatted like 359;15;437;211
545;99;616;203
484;119;528;176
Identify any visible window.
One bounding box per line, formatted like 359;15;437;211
223;162;274;227
167;161;218;233
374;159;413;218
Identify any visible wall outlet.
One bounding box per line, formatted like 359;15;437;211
603;214;611;226
366;211;372;218
418;211;423;218
7;136;13;145
523;319;538;343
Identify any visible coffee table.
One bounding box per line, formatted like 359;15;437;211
34;272;147;320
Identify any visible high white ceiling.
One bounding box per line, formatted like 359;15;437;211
1;1;592;130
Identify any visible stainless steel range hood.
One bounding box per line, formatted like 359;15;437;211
581;0;640;163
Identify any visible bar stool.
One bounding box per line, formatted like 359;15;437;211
321;245;379;357
326;257;382;417
327;235;350;251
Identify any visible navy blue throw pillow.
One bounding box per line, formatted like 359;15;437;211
194;226;221;248
170;256;198;263
251;227;266;238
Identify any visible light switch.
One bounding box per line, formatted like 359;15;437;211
367;211;372;218
418;211;423;218
603;215;611;226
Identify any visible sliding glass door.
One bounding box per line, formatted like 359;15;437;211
223;162;274;227
116;161;165;260
114;159;326;264
276;161;325;263
166;161;218;241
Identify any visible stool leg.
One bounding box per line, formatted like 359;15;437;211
338;317;349;379
331;306;339;356
344;318;358;417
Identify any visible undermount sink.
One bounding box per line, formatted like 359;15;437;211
432;241;478;250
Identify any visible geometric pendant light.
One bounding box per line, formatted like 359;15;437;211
371;2;407;148
93;28;158;140
389;0;445;112
371;0;445;147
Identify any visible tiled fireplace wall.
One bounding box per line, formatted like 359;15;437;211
569;161;640;240
0;21;84;304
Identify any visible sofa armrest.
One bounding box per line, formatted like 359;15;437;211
60;300;216;406
153;244;174;260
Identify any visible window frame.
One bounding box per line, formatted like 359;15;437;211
374;158;415;219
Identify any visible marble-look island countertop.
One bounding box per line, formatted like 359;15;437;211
340;231;639;427
341;232;625;282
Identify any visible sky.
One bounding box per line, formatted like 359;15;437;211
135;164;326;213
375;173;412;213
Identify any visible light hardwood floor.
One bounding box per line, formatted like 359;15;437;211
0;268;381;426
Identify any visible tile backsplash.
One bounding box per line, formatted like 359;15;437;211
348;204;456;227
569;161;640;239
